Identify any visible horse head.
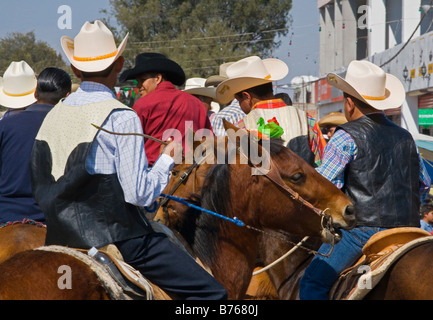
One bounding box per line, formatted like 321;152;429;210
222;120;355;244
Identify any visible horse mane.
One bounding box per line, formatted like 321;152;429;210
193;138;286;267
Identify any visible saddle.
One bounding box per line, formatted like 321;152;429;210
330;227;433;300
38;244;170;300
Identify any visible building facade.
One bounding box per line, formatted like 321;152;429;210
310;0;433;140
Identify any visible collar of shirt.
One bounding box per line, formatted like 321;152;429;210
253;99;286;110
63;81;116;106
155;81;175;91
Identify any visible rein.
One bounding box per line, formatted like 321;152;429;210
91;124;169;145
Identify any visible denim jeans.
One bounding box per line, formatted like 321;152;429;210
299;226;386;300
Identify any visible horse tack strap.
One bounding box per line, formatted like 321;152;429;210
247;154;324;217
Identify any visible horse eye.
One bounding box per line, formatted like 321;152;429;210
171;170;179;177
290;172;304;182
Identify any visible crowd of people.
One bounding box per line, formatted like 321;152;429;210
0;19;432;300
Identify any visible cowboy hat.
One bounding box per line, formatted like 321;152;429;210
327;60;405;110
0;61;37;109
205;62;234;87
184;78;217;100
119;52;186;86
318;112;347;128
216;56;289;105
61;20;128;73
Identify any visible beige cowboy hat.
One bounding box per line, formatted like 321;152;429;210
61;20;128;73
318;112;347;128
205;62;234;87
216;56;289;105
0;61;37;109
327;60;405;110
184;77;217;100
184;78;220;112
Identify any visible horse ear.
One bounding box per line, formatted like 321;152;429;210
223;120;271;175
223;119;240;133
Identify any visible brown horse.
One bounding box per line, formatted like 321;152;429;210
155;134;433;300
0;125;355;300
0;250;109;300
0;220;46;264
154;123;355;299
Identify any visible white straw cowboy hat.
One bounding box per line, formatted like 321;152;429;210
216;56;289;104
184;78;217;100
0;61;37;109
327;60;405;110
205;62;235;87
61;20;128;73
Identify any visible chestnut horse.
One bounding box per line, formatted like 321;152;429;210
155;132;433;300
0;125;355;300
0;220;46;264
155;138;322;300
153;123;355;299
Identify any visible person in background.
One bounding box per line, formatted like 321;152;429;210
274;92;293;106
208;62;247;136
184;77;219;121
216;56;326;167
120;53;213;165
420;204;433;233
318;111;347;141
0;63;71;225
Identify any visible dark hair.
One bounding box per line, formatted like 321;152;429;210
343;92;376;112
36;67;72;105
235;82;273;99
81;62;116;80
274;92;292;106
421;204;433;217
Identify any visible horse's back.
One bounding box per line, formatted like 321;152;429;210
366;241;433;300
0;249;109;300
0;223;46;264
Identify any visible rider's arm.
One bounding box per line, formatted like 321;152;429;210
86;109;174;207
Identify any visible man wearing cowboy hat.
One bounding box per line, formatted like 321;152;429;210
216;56;326;167
299;60;431;300
120;53;213;166
206;62;247;137
0;63;71;226
183;77;220;119
30;20;226;300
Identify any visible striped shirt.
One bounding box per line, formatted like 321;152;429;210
317;128;431;196
211;100;246;136
63;81;174;207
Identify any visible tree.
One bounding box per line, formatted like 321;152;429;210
104;0;292;79
0;31;68;75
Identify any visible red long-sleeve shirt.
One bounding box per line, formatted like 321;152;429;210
133;81;213;165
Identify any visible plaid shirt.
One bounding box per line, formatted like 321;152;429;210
317;128;431;196
211;100;246;136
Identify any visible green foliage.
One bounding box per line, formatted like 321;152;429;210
105;0;292;79
0;31;69;76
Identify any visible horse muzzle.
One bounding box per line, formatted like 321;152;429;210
320;205;356;244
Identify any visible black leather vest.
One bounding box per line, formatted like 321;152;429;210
338;113;420;228
30;102;151;249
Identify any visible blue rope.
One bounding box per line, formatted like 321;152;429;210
160;193;245;227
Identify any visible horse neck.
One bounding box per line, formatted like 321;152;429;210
258;233;321;299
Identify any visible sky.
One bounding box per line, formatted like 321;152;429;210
0;0;319;87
